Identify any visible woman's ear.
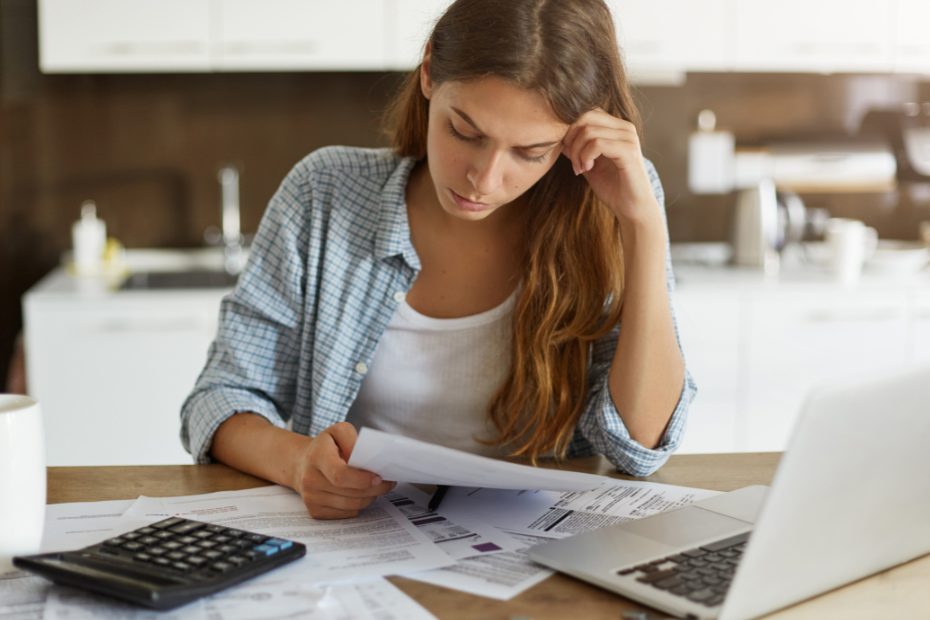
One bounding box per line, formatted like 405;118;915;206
419;43;433;100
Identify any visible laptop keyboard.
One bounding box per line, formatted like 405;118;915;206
617;531;749;608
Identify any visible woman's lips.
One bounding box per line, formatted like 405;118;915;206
449;189;492;213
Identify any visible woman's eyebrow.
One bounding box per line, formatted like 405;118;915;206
451;107;561;149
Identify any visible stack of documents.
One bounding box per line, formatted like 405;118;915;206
0;430;718;618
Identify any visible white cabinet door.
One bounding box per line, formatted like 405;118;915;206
25;296;222;466
894;0;930;73
609;0;732;77
911;290;930;364
744;289;909;452
672;287;744;454
385;0;451;70
38;0;211;72
733;0;894;73
213;0;386;70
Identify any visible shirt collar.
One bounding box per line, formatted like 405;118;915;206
375;154;421;271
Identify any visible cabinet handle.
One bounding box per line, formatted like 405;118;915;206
803;309;902;323
91;319;208;333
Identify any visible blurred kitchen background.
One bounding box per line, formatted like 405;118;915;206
2;0;929;464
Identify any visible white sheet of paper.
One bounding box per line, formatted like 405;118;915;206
0;571;50;620
40;499;146;553
438;480;721;539
386;484;518;560
403;531;553;601
348;428;607;491
122;485;454;583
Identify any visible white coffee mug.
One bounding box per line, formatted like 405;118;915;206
0;395;46;573
826;218;878;284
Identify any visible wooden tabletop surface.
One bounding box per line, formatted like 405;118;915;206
47;453;930;619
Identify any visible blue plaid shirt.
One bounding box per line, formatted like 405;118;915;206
181;146;696;476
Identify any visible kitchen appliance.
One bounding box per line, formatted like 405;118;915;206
859;104;930;183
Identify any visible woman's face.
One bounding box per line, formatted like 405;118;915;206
420;73;569;222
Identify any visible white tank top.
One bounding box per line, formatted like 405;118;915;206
345;290;516;457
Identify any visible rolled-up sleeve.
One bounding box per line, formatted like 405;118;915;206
180;161;312;463
568;160;697;476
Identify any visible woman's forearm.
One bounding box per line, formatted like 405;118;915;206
608;214;685;449
210;413;313;491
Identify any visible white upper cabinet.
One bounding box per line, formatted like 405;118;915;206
733;0;895;73
213;0;385;70
609;0;731;79
38;0;211;72
37;0;928;75
893;0;930;73
385;0;450;70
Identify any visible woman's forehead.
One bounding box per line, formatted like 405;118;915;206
437;77;569;143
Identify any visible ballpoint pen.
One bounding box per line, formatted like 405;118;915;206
428;485;449;512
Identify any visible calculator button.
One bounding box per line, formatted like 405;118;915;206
103;537;126;547
166;551;187;561
152;517;186;530
139;536;159;545
203;550;224;560
234;540;253;549
246;534;268;544
206;525;225;533
170;521;205;535
212;535;231;544
178;536;198;545
162;541;182;550
182;546;202;555
194;530;214;539
266;538;293;551
154;531;174;540
137;527;156;535
187;556;208;567
122;532;141;540
227;556;247;567
121;542;144;552
218;545;237;554
211;561;233;573
254;544;279;556
172;561;192;572
223;529;244;538
133;553;152;563
147;547;167;556
243;551;259;561
153;557;171;567
197;540;217;549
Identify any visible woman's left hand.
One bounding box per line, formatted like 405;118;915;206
560;108;660;224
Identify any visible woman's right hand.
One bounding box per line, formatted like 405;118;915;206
293;422;395;519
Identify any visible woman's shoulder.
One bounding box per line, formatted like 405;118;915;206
291;146;405;184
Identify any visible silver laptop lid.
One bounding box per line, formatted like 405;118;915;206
721;363;930;620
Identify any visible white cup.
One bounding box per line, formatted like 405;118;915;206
826;218;878;284
0;395;46;573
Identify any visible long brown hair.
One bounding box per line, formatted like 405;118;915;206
384;0;641;462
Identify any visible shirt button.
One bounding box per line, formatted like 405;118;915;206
355;362;368;375
393;291;406;303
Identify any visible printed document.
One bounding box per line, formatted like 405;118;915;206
438;479;720;538
349;428;607;491
122;485;454;582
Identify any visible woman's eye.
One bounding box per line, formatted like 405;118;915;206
518;151;549;164
447;121;479;142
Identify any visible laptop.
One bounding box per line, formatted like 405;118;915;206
529;364;930;619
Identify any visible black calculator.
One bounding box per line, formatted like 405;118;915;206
13;516;306;610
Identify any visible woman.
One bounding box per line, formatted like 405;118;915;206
181;0;695;519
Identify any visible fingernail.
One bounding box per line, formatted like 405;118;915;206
371;475;383;486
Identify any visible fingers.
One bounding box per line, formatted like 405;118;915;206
316;423;382;490
561;110;640;175
325;421;360;462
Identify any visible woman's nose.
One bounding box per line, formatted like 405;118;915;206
467;150;505;196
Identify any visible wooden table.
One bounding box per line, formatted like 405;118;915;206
47;453;930;619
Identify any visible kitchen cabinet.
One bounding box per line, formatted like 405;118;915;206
213;0;386;70
671;288;744;454
733;0;895;73
385;0;450;70
893;0;930;73
911;290;930;364
607;0;731;79
38;0;212;73
742;288;909;452
23;261;228;466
